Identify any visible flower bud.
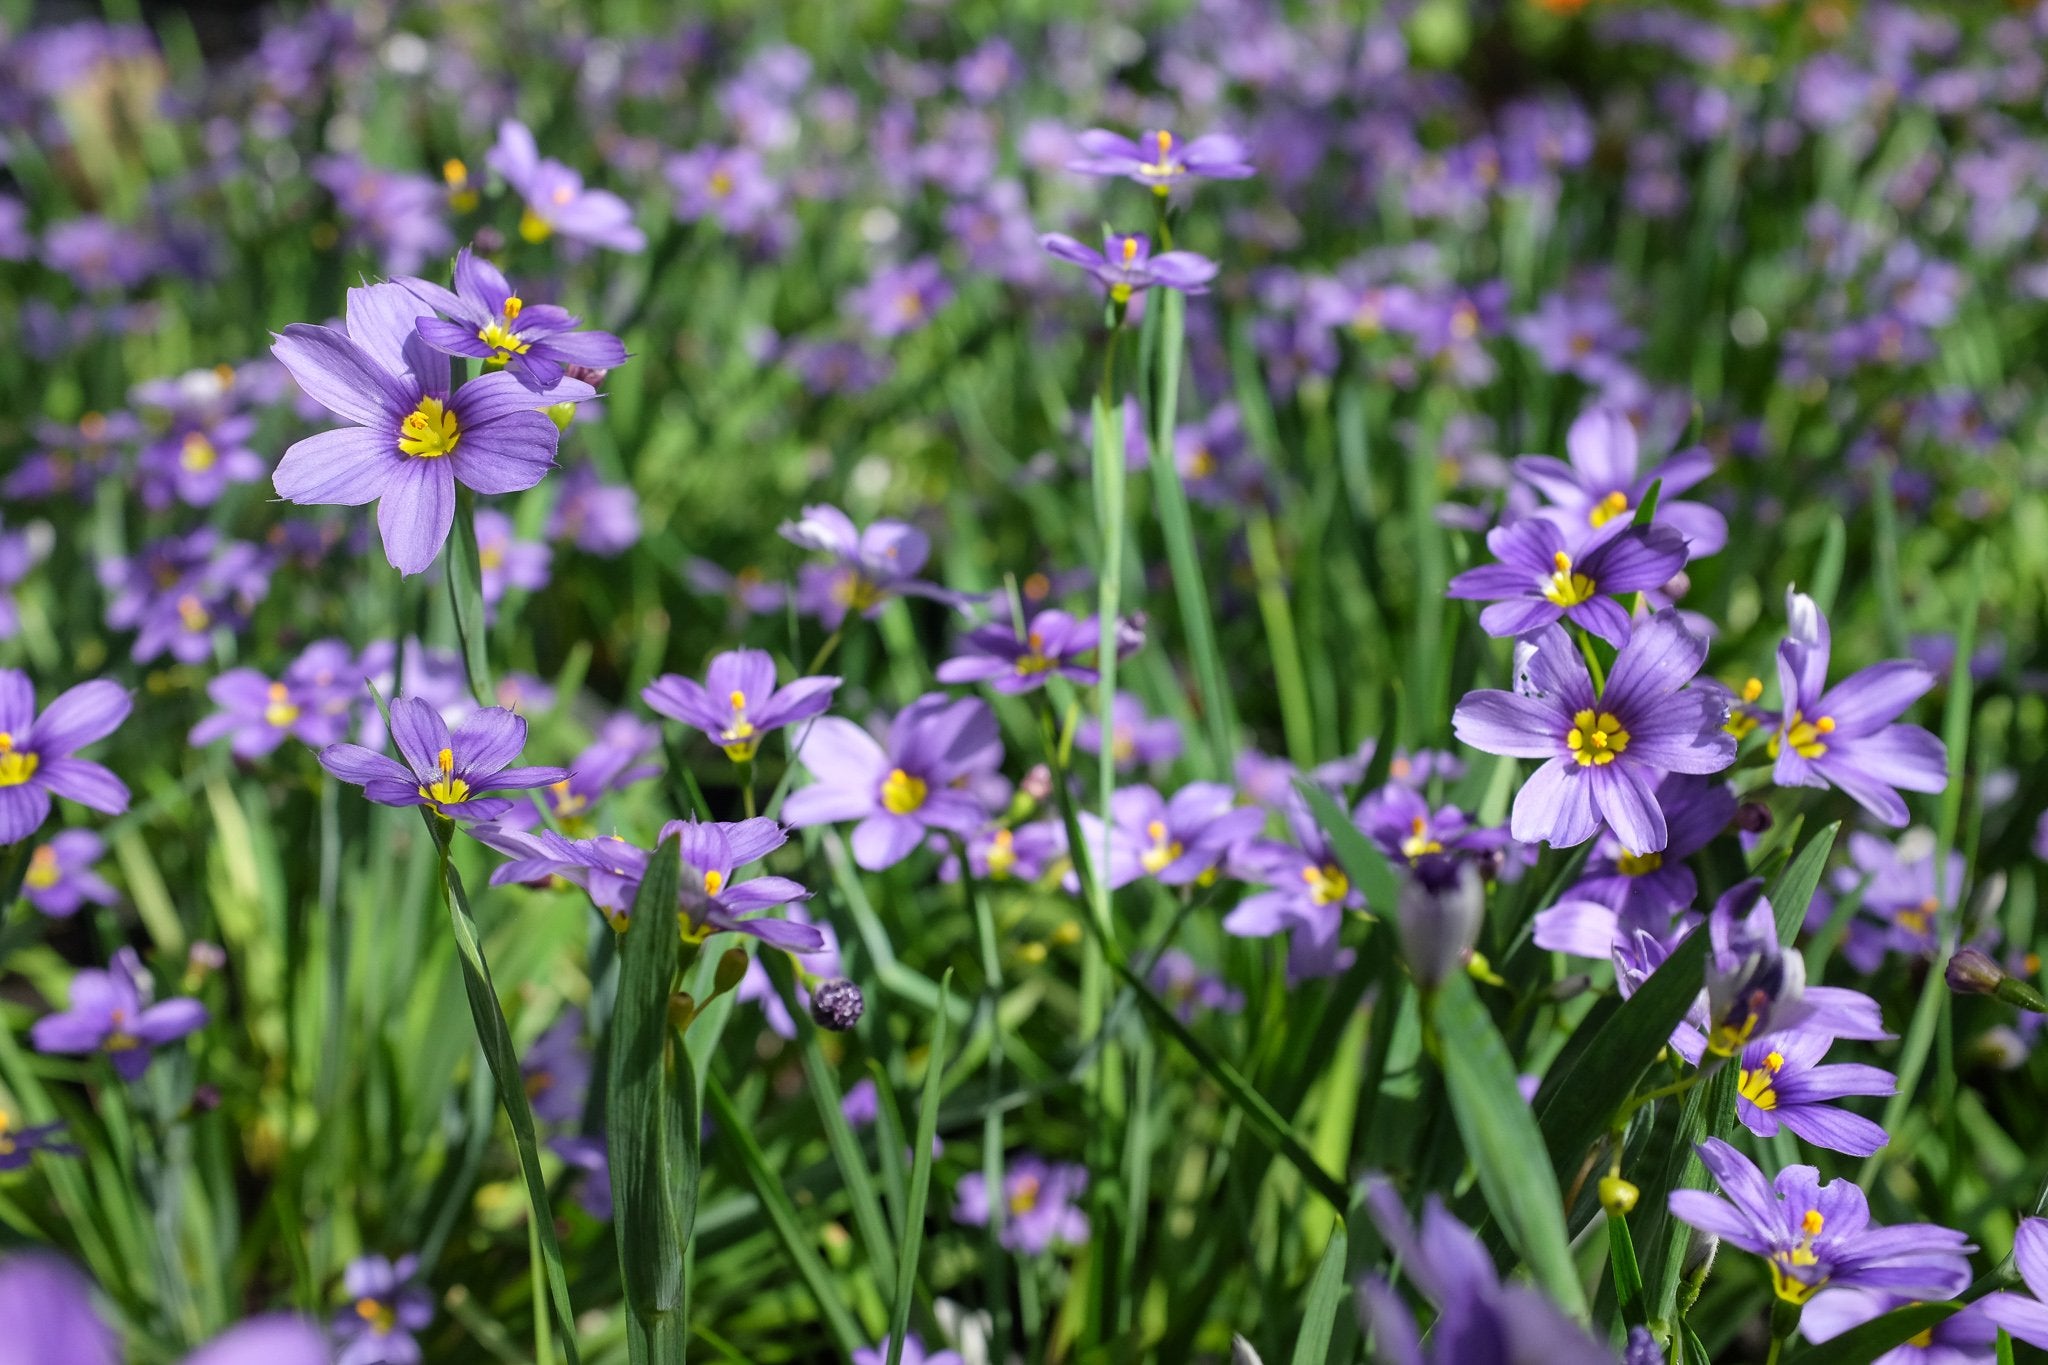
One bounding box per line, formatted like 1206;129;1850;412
546;401;577;431
1599;1175;1640;1216
1734;801;1773;834
1019;763;1054;803
1397;861;1483;989
712;947;750;999
668;992;697;1031
1945;946;2005;996
811;979;865;1032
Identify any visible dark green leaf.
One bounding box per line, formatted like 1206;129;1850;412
1296;778;1400;915
447;487;495;707
1768;822;1840;944
1289;1224;1349;1365
1791;1302;1960;1365
1609;1213;1644;1328
608;833;686;1324
885;971;954;1365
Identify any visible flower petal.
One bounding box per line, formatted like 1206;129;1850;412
30;680;131;753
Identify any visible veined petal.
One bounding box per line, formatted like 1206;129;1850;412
30;680;131;753
272;426;399;507
271;323;411;428
1452;689;1562;759
377;454;457;575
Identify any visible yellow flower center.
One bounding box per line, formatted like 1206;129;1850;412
0;733;38;788
986;829;1017;879
419;746;471;808
519;206;553;243
1565;709;1630;767
26;845;60;889
1768;711;1835;760
1737;1050;1785;1112
1400;815;1442;861
709;168;734;198
263;681;299;729
1120;236;1139;265
477;320;530;356
549;778;588;821
896;292;925;322
177;595;210;632
1139;130;1182;191
398;397;461;458
1905;1325;1934;1348
1616;848;1663;876
1542;550;1598;607
354;1297;398;1335
180;431;217;472
881;768;927;816
1767;1209;1828;1304
1450;303;1479;340
1300;863;1350;907
1009;1175;1041;1215
1141;819;1184;875
0;1113;12;1157
1588;490;1631;528
1015;631;1054;676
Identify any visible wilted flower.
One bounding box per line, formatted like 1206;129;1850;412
402;247;627;393
643;649;840;762
487;119;645;252
954;1155;1089;1253
317;698;568;822
1668;1139;1972;1305
1040;230;1218;303
1771;589;1947;828
0;670;131;845
335;1254;433;1365
31;947;207;1081
1067;128;1256;194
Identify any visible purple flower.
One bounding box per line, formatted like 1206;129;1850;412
42;215;160;292
855;1337;964;1365
847;257;953;339
0;1113;75;1171
100;529;271;664
335;1254;433;1365
487;120;645;253
1514;406;1728;557
936;609;1101;694
1451;613;1735;852
1148;948;1244;1021
954;1155;1089;1254
548;1134;613;1220
1700;879;1816;1059
1358;1176;1615;1364
473;509;552;608
317;697;568;822
661;818;819;949
547;464;640;556
643;649;841;762
780;505;957;629
666;145;783;236
1076;692;1183;770
1771;589;1947;827
1803;1287;1996;1364
312;156;453;274
271;283;573;575
735;904;842;1037
1827;831;1965;972
136;410;264;510
1515;283;1641;387
30;947;208;1081
782;695;1003;871
1668;1138;1973;1306
1224;797;1366;981
1735;1029;1895;1156
1447;519;1688;646
1355;783;1509;872
946;821;1064;884
0;670;131;845
1980;1217;2048;1350
402;247;628;393
190;664;350;759
1533;775;1734;956
1108;782;1264;888
521;1009;590;1126
22;830;118;919
1067;128;1256;194
497;715;660;834
10;410;139;503
0;1253;119;1365
1040;230;1219;304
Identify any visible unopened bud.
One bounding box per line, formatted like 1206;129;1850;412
1399;863;1484;989
668;992;697;1031
810;979;865;1032
1599;1176;1640;1216
1020;764;1054;803
1049;921;1083;947
1946;946;2005;996
1734;801;1773;834
563;363;610;388
713;947;749;999
1548;973;1594;1003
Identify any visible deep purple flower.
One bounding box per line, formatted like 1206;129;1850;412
847;257;953;339
782;695;1003;871
954;1155;1089;1254
1451;613;1735;852
1448;519;1688;646
22;829;118;919
662;818;818;949
30;947;207;1081
0;670;131;845
317;697;568;822
936;609;1101;694
498;715;660;834
1077;692;1183;770
1533;776;1734;956
1358;1176;1615;1364
1067;128;1256;194
1735;1029;1895;1156
335;1254;433;1365
780;505;957;629
0;1114;75;1171
854;1337;964;1365
643;649;841;762
1668;1138;1973;1306
1802;1287;1996;1364
1980;1217;2048;1349
271;283;575;575
1515;406;1728;557
402;247;628;393
0;1253;119;1364
1040;230;1218;303
1772;589;1947;827
488;120;645;253
473;509;552;608
1107;782;1264;888
1355;783;1509;872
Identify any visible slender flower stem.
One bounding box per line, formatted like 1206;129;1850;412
805;627;845;677
952;835;1013;1353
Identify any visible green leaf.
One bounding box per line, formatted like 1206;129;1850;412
447;486;496;707
432;828;581;1364
1295;778;1400;915
1768;822;1840;944
1430;972;1588;1317
886;970;953;1365
1534;928;1707;1181
1608;1213;1645;1328
1630;477;1664;528
1288;1224;1349;1365
705;1074;867;1357
1791;1302;1960;1365
607;833;687;1326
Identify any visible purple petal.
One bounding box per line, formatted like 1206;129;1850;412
377;456;457;576
451;708;528;775
36;759;129;816
272;426;398;507
1981;1293;2048;1351
1592;762;1667;853
319;744;412;788
1602;610;1709;714
389;698;453;780
1452;689;1562;759
851;814;925;870
415;316;497;360
445;411;558;496
1565;406;1641;491
1512;757;1601;847
1818;662;1937;735
270;324;409;428
2015;1219;2048;1302
30;680;131;754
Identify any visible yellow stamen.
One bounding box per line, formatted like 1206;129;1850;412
703;869;725;896
1767;711;1833;760
549;778;588;821
1400;815;1443;861
1565;709;1630;767
1542;549;1598;608
354;1298;398;1335
477;321;530;356
1615;849;1663;877
986;829;1017;879
177;595;210;633
262;681;299;729
1009;1174;1042;1215
1300;863;1350;907
1015;630;1054;677
443;158;468;187
518;206;552;243
397;397;461;458
1588;489;1631;528
1141;818;1185;875
179;431;217;472
418;746;471;808
1741;676;1765;704
709;168;734;198
881;768;927;816
0;733;37;789
1120;236;1138;265
25;845;59;889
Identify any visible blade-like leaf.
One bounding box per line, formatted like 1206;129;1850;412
1289;1223;1349;1365
447;486;496;707
608;833;686;1324
885;971;953;1365
1296;778;1400;915
1431;972;1588;1318
1769;822;1840;944
1792;1302;1960;1365
1609;1213;1645;1328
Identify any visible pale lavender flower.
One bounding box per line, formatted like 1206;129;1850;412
1515;406;1728;557
317;697;567;822
1076;692;1183;771
1447;520;1688;646
22;830;118;919
473;509;552;608
547;464;640;555
643;649;840;762
936;609;1101;694
847;257;953;339
31;948;207;1081
402;247;628;393
0;670;131;844
781;505;957;628
335;1254;433;1365
1108;783;1264;888
1040;230;1218;303
1980;1217;2048;1350
954;1155;1089;1253
488;120;645;253
1067;128;1256;194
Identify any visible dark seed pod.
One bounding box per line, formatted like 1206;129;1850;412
810;979;865;1032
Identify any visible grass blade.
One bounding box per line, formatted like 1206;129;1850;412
1792;1302;1960;1365
885;970;953;1365
1288;1223;1348;1365
1295;778;1400;916
1768;821;1841;944
447;486;496;707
